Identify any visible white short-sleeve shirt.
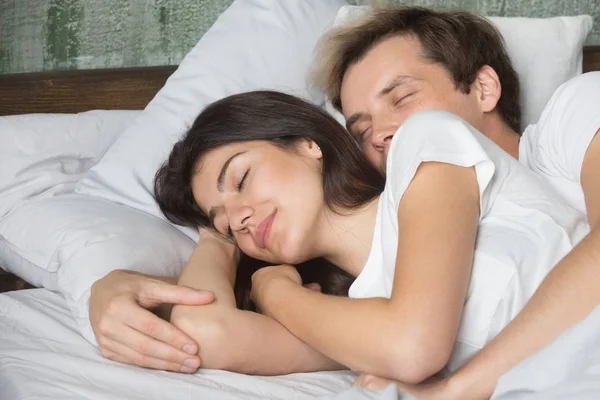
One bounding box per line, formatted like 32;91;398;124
349;110;590;372
520;71;600;213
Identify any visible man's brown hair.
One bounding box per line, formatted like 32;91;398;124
312;7;522;133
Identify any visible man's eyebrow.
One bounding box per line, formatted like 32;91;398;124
377;75;415;98
217;151;246;192
345;76;416;133
345;112;364;133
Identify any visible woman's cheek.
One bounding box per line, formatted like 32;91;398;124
237;237;256;258
237;238;270;263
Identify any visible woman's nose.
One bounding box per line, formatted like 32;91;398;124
228;204;254;231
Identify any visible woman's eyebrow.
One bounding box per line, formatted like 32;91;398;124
208;151;247;227
217;151;246;192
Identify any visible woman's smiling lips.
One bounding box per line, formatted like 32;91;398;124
255;211;276;248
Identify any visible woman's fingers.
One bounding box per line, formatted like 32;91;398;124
353;373;394;390
303;282;322;292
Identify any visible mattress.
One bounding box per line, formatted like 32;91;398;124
0;289;358;400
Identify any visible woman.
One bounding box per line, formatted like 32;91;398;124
155;91;588;382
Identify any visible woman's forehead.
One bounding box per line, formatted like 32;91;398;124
190;143;255;205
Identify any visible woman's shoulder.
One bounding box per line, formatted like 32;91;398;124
387;110;486;165
385;110;496;179
384;110;505;218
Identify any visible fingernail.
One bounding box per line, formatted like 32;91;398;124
180;365;196;374
184;358;199;368
183;344;196;355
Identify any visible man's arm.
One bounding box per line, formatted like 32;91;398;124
171;231;344;375
446;129;600;398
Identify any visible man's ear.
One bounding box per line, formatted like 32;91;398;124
473;65;502;113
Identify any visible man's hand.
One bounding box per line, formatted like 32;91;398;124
90;269;215;373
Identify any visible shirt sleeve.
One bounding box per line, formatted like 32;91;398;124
385;110;496;219
528;72;600;183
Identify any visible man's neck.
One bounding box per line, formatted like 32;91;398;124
481;115;521;159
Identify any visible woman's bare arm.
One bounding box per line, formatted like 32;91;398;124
251;162;479;382
171;229;344;374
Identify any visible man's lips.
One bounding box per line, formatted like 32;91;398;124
255;211;276;248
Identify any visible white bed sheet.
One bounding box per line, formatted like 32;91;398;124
3;289;600;400
0;289;358;400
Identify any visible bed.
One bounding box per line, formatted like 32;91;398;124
0;65;362;400
0;288;361;400
1;2;600;398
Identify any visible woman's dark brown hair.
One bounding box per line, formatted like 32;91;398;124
155;90;385;310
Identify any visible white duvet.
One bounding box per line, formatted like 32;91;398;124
3;289;600;400
491;305;600;400
0;289;359;400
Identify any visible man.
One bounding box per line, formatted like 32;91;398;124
90;6;600;397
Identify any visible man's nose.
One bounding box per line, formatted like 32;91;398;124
371;126;395;150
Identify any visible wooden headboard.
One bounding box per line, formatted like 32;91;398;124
0;65;177;116
584;46;600;74
0;46;599;116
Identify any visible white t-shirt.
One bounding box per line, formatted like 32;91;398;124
520;72;600;213
348;110;590;373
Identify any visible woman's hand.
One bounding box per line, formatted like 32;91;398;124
353;372;458;400
250;265;302;315
353;373;396;390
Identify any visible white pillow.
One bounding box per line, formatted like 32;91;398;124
327;6;593;130
0;194;195;344
491;16;592;129
0;110;141;285
75;0;346;239
0;110;140;218
0;110;193;345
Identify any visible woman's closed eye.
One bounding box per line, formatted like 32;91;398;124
237;168;250;191
223;168;251;238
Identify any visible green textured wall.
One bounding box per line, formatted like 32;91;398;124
0;0;234;74
0;0;598;75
